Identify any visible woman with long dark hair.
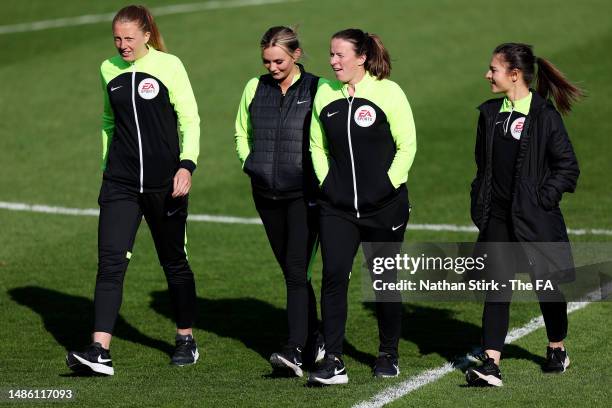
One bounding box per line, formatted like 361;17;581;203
308;29;416;385
467;43;582;386
66;5;201;375
235;26;324;377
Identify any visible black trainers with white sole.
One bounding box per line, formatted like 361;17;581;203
66;342;114;376
543;346;570;373
373;353;400;378
171;334;199;366
270;345;304;377
307;354;348;385
466;357;503;387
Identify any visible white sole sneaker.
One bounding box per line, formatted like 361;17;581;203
270;354;303;377
67;354;114;376
309;374;349;385
468;369;503;387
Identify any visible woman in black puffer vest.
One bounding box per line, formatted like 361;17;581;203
234;26;323;377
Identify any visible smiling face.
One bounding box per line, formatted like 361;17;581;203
330;38;366;84
113;21;150;62
262;45;300;83
485;53;519;94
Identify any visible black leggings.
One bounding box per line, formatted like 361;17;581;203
253;193;319;348
319;193;409;358
94;180;196;334
481;215;567;352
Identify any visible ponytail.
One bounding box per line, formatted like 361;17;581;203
332;29;391;80
536;57;584;115
364;34;391;80
493;42;584;115
113;5;167;52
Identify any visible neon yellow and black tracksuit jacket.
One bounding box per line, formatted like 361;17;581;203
310;73;416;217
100;46;200;193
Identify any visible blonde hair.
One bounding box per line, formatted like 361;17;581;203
260;26;300;55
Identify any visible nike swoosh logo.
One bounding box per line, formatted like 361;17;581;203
334;367;344;375
495;120;504;125
97;356;112;363
327;111;339;117
297;100;310;104
307;201;317;207
392;224;404;231
110;86;123;92
167;208;181;217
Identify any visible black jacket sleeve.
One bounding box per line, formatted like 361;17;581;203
539;109;580;210
470;112;486;200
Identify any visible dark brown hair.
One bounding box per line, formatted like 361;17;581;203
113;5;166;52
493;42;584;114
332;28;391;80
260;26;300;55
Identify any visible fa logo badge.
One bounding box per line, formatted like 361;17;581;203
354;105;376;127
138;78;159;100
510;117;526;140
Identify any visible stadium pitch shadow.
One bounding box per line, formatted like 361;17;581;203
150;290;372;365
8;286;174;356
150;290;288;361
363;302;543;366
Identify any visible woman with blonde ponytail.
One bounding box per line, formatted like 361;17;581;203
467;43;582;387
308;28;416;385
66;5;201;375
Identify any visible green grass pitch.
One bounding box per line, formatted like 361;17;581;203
0;0;610;406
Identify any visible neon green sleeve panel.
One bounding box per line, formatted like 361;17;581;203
168;56;200;165
234;77;259;166
100;69;115;171
310;78;343;185
375;80;417;188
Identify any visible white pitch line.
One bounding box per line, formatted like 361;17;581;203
353;290;600;408
1;201;611;235
0;0;301;35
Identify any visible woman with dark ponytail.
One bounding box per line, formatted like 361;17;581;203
467;43;582;387
308;29;416;385
66;5;201;375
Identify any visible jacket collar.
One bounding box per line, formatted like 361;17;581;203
341;72;377;98
500;92;532;115
478;89;549;118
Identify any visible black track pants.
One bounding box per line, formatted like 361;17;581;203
253;193;319;348
94;180;196;334
481;215;568;352
320;192;409;358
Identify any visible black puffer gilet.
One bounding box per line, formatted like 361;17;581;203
243;65;319;199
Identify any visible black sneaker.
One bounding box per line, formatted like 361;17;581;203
307;354;348;385
66;342;114;376
270;345;304;377
543;347;570;373
171;334;199;366
466;357;503;387
373;353;400;378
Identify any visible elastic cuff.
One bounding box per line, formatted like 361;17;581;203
179;160;196;174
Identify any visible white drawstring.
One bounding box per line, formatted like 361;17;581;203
503;103;514;135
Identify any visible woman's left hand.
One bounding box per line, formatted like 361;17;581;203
172;168;192;197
